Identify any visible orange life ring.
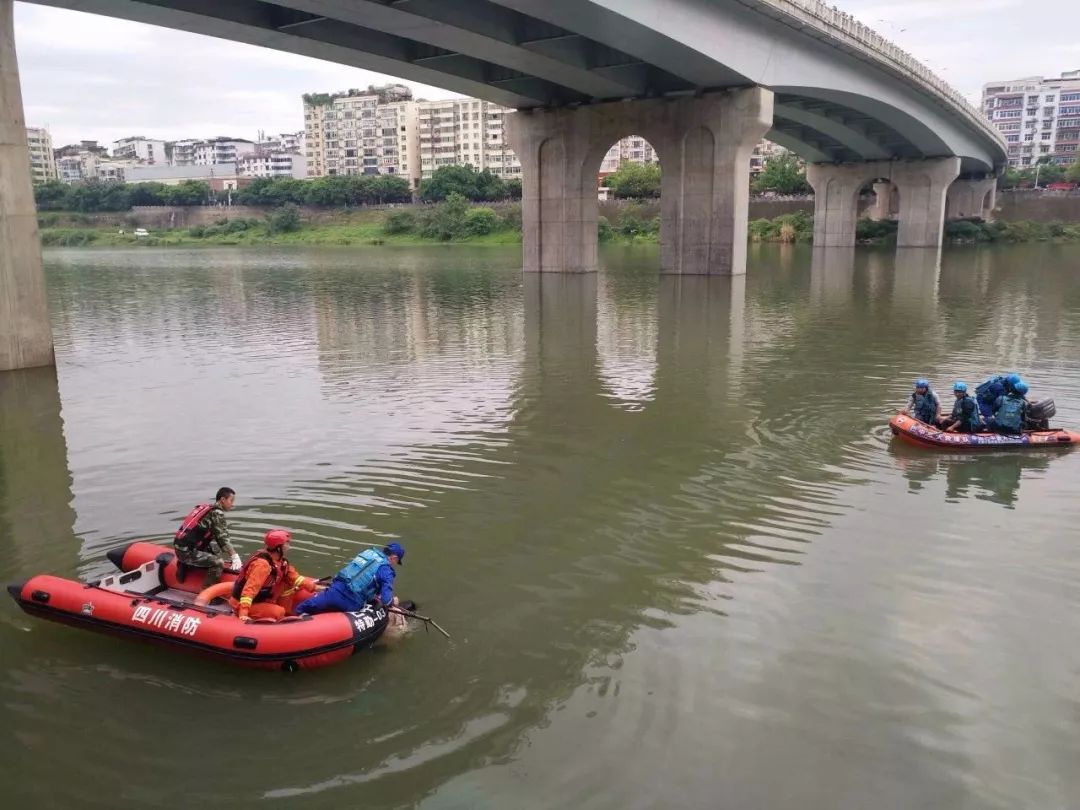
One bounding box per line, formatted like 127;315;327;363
194;581;234;607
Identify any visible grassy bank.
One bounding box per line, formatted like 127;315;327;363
38;201;1080;249
748;211;1080;245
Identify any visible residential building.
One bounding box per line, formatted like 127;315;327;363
111;136;167;164
304;87;419;186
237;149;308;178
26;127;57;184
168;137;255;167
416;97;520;181
257;131;306;152
983;69;1080;167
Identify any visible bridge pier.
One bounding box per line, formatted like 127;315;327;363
807;157;961;249
0;0;53;372
506;88;772;275
946;176;997;221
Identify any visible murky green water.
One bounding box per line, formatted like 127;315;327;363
3;243;1080;809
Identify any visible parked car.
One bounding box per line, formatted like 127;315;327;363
133;228;149;238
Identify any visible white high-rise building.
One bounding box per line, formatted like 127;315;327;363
982;70;1080;168
303;86;419;187
26;127;57;184
416;97;520;180
111;136;167;164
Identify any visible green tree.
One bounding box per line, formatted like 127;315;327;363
162;181;209;206
1066;158;1080;184
420;165;482;201
606;161;661;199
128;182;169;206
34;180;70;210
1033;162;1066;186
752;153;811;195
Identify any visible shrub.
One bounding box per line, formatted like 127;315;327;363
188;225;207;238
944;220;985;242
499;205;522;231
855;218;898;242
597;215;614;241
464;207;499;236
418;193;469;240
265;204;301;235
383;210;416;235
40;229;97;246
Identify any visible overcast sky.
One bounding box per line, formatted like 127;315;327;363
13;0;1080;148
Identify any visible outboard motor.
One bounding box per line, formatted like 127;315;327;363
1026;398;1056;430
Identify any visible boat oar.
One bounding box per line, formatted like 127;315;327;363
388;606;451;639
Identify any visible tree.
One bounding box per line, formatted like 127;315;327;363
605;160;661;199
1066;158;1080;184
162;181;210;206
265;203;301;234
752;153;811;195
128;182;169;206
34;180;69;211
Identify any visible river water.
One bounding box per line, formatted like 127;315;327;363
3;243;1080;809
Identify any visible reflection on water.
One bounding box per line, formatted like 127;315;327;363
3;244;1080;809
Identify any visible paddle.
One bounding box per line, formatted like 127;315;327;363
388;605;451;640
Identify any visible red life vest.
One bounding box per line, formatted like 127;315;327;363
174;503;215;551
231;550;289;603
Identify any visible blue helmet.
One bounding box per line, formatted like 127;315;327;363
384;541;406;564
915;378;929;389
953;381;967;393
1013;381;1029;396
1006;373;1022;388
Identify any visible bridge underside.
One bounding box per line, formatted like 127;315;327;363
31;0;1000;172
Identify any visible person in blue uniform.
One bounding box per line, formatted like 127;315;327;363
904;378;940;425
295;542;405;615
988;380;1029;435
937;381;981;433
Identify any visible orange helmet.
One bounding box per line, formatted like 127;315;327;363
264;529;291;550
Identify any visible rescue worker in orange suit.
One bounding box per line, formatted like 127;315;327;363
229;529;322;622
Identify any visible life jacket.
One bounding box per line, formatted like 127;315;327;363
231;550;288;603
952;394;981;432
336;548;389;601
912;390;938;424
994;393;1025;431
975;376;1007;403
174;503;215;551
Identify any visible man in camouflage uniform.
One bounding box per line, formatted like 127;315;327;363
173;487;241;585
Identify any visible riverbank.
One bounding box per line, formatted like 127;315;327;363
38;202;1080;248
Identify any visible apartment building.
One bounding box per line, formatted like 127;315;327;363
169;137;256;167
237;149;308;179
26;127;57;184
416;97;520;181
304;86;419;186
983;70;1080;167
111;136;167;164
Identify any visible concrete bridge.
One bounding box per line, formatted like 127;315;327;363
1;0;1006;370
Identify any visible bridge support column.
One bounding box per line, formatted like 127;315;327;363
808;157;962;249
892;157;961;247
946;176;997;221
506;88;772;275
0;0;53;371
869;181;895;221
805;163;867;247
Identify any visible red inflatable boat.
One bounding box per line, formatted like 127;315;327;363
889;412;1080;450
7;542;388;671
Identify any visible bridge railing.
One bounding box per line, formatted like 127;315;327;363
744;0;1006;152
